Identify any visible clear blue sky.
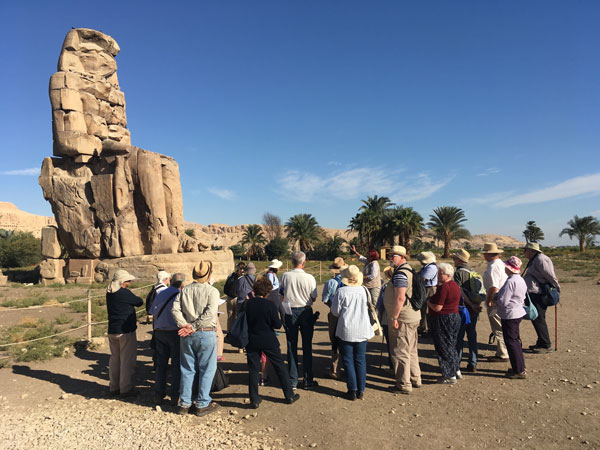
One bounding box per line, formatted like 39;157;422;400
1;1;599;246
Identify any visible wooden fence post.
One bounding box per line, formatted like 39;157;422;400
554;305;558;351
87;289;92;341
319;261;322;283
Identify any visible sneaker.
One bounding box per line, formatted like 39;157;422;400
411;381;422;389
303;380;319;390
466;364;477;373
531;347;553;354
285;393;300;404
356;392;364;400
176;405;190;415
439;377;457;385
456;370;463;380
119;389;139;399
507;371;527;380
488;355;509;362
345;390;357;401
193;402;220;417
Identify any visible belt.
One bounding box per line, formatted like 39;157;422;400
196;327;216;332
291;306;311;310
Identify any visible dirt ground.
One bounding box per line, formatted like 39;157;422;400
1;267;599;449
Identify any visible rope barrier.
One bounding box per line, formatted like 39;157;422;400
0;284;154;312
0;307;147;348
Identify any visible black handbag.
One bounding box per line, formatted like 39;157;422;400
224;310;249;348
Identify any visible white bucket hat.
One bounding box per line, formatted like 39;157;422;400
107;269;136;293
268;259;283;269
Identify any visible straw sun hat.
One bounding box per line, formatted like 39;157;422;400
482;242;503;254
193;260;213;282
341;265;363;287
452;249;470;263
329;257;347;273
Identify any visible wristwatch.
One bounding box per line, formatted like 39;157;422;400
391;317;399;321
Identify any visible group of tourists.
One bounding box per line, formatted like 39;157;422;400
104;241;560;415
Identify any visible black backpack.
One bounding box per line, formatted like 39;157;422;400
145;286;158;314
211;365;230;392
223;272;237;298
395;266;427;311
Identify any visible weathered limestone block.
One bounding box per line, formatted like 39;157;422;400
80;91;99;115
161;156;184;234
107;105;127;126
52;110;65;133
0;274;7;286
40;258;66;279
63;28;120;57
64;111;87;133
57;51;85;73
60;89;83;112
84;114;109;139
107;125;130;144
49;72;66;90
67;259;98;278
41;226;62;258
54;130;101;157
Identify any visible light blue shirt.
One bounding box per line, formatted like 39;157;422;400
321;274;342;305
331;286;375;342
496;274;527;320
266;271;280;291
420;263;438;287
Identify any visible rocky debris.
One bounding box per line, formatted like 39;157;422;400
39;28;209;263
0;397;283;450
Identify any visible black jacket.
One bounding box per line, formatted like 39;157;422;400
107;288;143;334
245;297;282;350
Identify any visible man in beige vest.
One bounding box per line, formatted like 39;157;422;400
384;246;422;395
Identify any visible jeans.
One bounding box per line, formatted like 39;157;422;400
285;307;315;388
456;309;479;367
154;330;181;398
179;330;217;408
339;340;367;393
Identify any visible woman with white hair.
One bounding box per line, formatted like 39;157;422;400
331;265;375;400
427;263;461;384
106;270;143;397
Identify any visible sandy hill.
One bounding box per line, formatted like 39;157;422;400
0;202;524;249
0;202;55;237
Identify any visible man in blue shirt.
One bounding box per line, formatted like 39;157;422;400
150;273;185;405
322;257;346;379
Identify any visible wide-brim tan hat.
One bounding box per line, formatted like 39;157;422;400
107;269;136;293
329;257;346;273
388;245;408;258
482;242;503;254
416;251;436;265
193;260;213;282
452;249;470;263
524;242;542;253
341;265;363;287
383;266;395;280
268;259;283;269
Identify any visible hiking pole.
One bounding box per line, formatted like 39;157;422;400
554;305;558;351
378;334;384;370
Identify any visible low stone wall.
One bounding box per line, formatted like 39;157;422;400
95;249;234;283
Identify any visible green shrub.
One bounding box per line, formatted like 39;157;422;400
265;236;290;260
0;231;42;268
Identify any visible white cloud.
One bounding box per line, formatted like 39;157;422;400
476;168;501;177
498;173;600;207
207;187;235;201
276;168;448;203
1;168;39;176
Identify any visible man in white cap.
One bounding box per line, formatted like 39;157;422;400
171;260;220;416
523;242;560;353
145;270;171;322
106;270;143;398
482;243;509;362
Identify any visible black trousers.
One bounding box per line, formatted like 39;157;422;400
247;346;294;405
530;293;552;348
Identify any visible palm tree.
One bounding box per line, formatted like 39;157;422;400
559;215;600;252
523;220;545;243
348;195;394;249
285;213;323;252
427;206;471;258
384;206;424;252
240;224;266;260
359;195;394;216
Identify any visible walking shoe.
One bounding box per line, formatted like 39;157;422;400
302;380;319;390
466;364;477;373
193;402;220;417
108;390;120;398
456;370;463;380
176;405;190;415
285;393;300;404
357;391;364;400
250;402;260;409
507;371;527;380
345;390;357;401
119;389;139;399
488;355;509;362
532;347;553;354
438;377;457;385
411;381;422;389
153;393;165;405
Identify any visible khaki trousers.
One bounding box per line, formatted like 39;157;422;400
108;331;137;394
226;296;237;332
487;307;508;358
388;320;421;391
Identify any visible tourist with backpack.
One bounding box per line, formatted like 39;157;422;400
385;246;423;395
321;257;347;379
522;242;560;353
427;263;462;384
452;249;484;373
224;262;245;332
235;263;257;313
416;251;438;335
145;270;171;323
